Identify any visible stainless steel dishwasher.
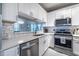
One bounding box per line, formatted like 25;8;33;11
19;39;39;56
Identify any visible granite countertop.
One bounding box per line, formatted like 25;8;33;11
1;33;54;51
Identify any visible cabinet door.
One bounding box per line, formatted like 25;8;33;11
30;3;40;19
64;8;72;18
47;11;56;26
3;46;19;56
55;7;72;19
38;6;47;22
39;37;45;56
18;3;31;16
49;35;54;48
38;5;43;21
72;5;79;25
2;3;18;22
42;9;47;23
55;9;65;19
44;35;50;51
73;40;79;55
38;5;44;21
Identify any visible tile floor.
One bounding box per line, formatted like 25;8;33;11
43;48;68;56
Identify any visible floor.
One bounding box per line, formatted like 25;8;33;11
53;46;75;56
43;48;68;56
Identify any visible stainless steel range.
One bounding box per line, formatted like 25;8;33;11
54;18;73;50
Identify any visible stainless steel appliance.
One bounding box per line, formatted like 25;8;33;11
19;39;39;56
54;18;73;50
55;18;71;26
54;34;72;49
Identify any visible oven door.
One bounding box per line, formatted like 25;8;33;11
54;36;72;48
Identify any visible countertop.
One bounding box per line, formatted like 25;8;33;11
1;33;54;51
73;35;79;37
43;33;54;35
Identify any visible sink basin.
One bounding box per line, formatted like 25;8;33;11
34;34;44;36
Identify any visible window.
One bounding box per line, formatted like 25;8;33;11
13;17;44;32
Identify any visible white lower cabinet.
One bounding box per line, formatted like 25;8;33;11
39;36;45;56
3;46;19;56
73;39;79;55
49;34;54;48
44;35;51;51
39;35;53;56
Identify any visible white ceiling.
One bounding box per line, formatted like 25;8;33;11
39;3;77;12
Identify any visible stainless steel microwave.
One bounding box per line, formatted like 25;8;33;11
55;18;71;26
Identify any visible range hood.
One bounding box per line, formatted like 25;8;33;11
18;12;45;23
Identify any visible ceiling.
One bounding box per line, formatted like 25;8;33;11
39;3;77;12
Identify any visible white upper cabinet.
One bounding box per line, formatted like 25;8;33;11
18;3;47;22
30;3;47;22
72;4;79;25
38;5;47;22
2;3;18;22
55;7;72;19
64;8;72;18
47;11;56;26
42;9;47;23
38;5;43;21
18;3;31;16
55;9;65;19
2;3;47;23
30;3;39;19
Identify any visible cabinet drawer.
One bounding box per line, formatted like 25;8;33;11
73;40;79;55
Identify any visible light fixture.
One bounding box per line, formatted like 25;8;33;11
17;20;24;24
